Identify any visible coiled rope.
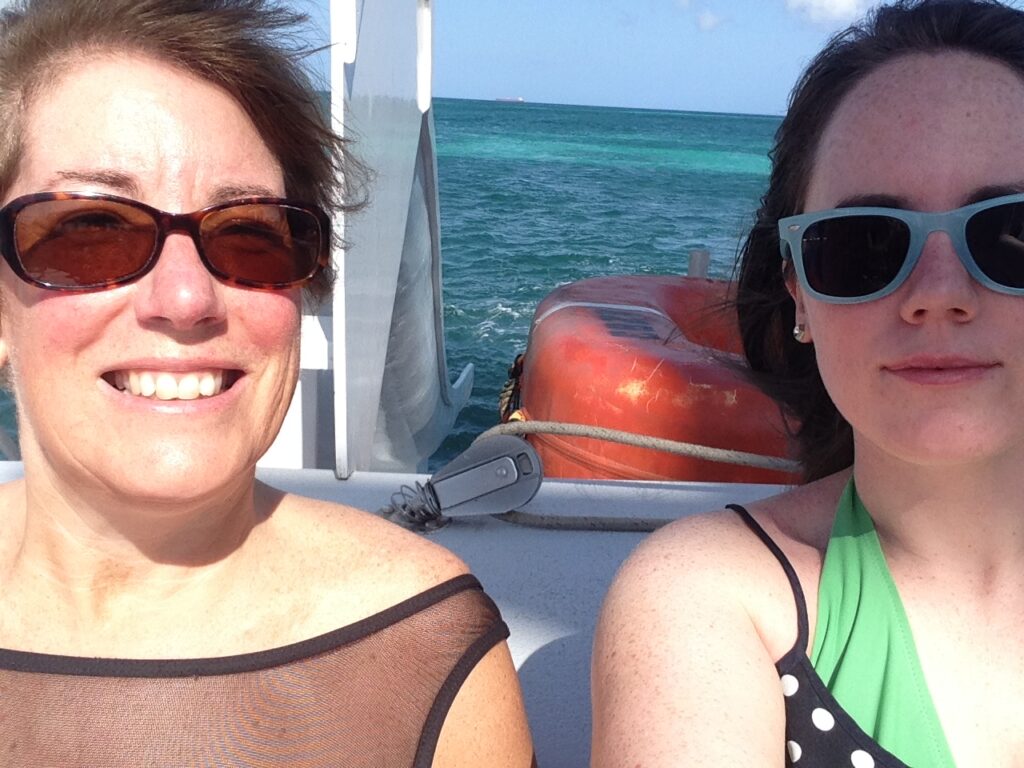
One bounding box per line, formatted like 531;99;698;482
378;481;449;532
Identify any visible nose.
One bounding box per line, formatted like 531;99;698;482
133;232;227;331
897;230;978;324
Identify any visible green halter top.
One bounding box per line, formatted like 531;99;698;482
809;481;956;767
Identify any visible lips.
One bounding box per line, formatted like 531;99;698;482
103;369;240;401
883;355;1000;383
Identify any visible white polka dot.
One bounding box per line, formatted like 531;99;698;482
851;750;875;768
811;707;835;731
781;674;799;696
786;741;802;762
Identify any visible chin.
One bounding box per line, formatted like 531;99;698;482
95;441;260;506
867;420;1022;468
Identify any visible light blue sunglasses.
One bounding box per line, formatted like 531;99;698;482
778;192;1024;304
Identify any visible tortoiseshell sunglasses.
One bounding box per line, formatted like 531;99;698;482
0;192;331;291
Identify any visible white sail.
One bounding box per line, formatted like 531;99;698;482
262;0;472;474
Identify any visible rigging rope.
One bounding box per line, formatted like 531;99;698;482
380;418;800;534
477;420;801;473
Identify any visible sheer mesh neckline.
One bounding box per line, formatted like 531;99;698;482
0;574;507;767
0;574;481;678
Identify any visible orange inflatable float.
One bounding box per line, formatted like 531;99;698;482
507;275;799;484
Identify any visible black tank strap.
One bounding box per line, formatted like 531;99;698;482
726;504;809;650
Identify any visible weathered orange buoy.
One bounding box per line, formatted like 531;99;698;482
512;275;798;484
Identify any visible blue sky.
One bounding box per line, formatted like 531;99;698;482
432;0;867;115
297;0;1024;115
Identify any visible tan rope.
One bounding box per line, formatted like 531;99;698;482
477;420;800;473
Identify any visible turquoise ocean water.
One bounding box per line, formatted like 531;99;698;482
0;98;780;466
429;98;779;467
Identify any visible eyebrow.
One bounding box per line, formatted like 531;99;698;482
833;193;907;209
967;182;1024;204
40;172;280;206
206;184;282;204
46;169;140;197
833;181;1024;211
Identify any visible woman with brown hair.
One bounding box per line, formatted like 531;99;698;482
594;1;1024;765
0;1;533;765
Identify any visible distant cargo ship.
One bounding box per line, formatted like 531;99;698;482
495;96;525;103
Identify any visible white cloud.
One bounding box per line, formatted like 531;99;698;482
786;0;873;23
673;1;724;32
696;10;723;30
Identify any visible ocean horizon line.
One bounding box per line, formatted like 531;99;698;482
434;95;783;121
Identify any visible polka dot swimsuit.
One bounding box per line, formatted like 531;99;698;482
729;504;913;768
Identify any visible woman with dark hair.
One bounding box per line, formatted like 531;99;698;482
0;1;533;765
593;1;1024;765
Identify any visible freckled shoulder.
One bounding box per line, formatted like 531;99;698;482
603;502;799;663
251;482;471;633
592;476;844;766
601;472;844;668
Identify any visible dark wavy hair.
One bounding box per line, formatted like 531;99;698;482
736;0;1024;481
0;0;367;303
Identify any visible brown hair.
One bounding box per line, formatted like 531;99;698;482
736;0;1024;481
0;0;367;302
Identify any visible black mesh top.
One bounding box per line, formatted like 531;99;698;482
0;574;508;767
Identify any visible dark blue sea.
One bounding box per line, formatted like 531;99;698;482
0;98;780;466
429;98;780;467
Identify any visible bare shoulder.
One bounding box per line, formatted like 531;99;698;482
590;474;846;767
251;483;470;634
597;497;804;666
432;640;534;768
622;474;839;587
598;472;845;659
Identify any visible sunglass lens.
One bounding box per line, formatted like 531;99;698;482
801;215;910;299
966;201;1024;289
201;204;323;287
14;198;156;288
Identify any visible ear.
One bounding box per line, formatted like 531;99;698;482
783;261;813;344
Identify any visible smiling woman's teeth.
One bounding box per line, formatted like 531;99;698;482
113;371;225;400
